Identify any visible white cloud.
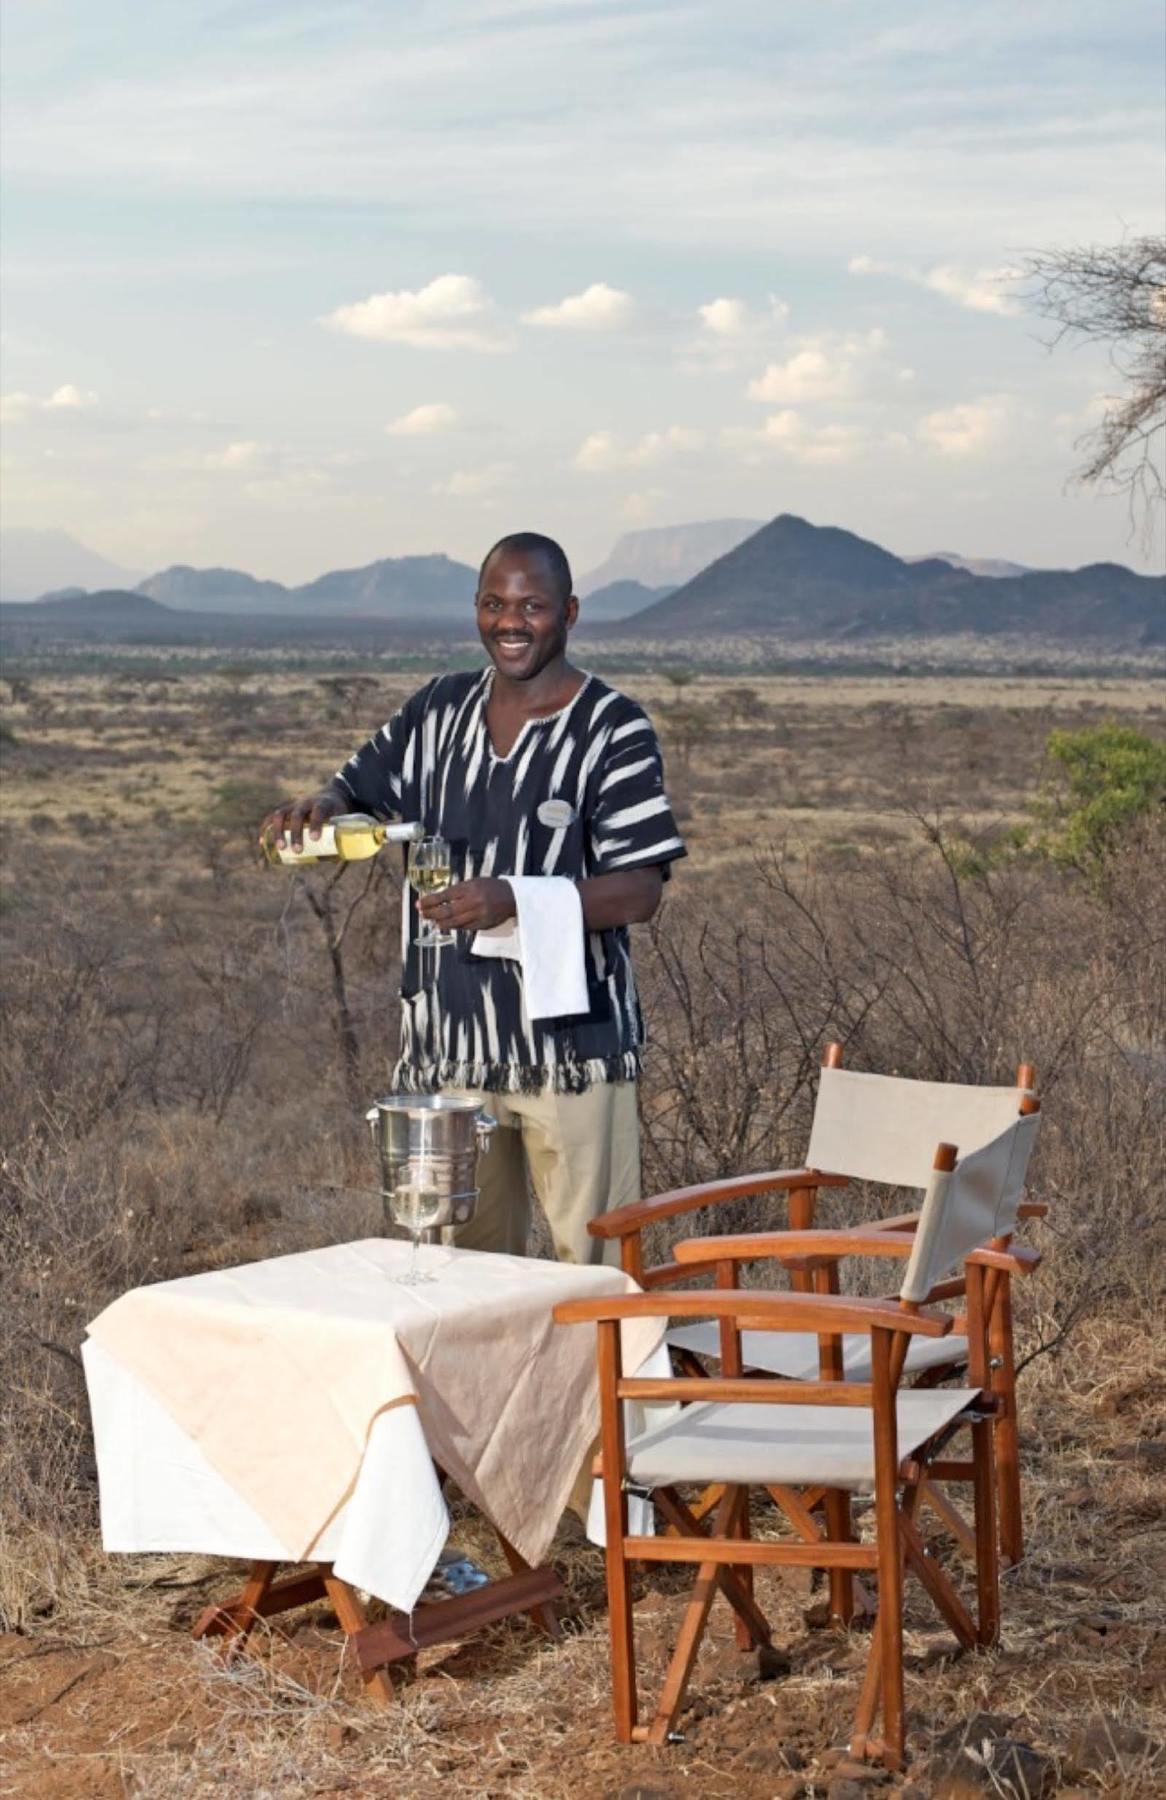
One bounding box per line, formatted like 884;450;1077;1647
322;274;508;351
698;297;750;338
746;330;888;405
522;282;634;331
1;383;98;422
849;254;1020;317
386;402;459;436
432;461;514;497
697;295;789;338
575;425;705;472
756;410;864;464
204;440;271;471
917;394;1013;455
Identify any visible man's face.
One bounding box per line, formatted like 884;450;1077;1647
476;548;578;682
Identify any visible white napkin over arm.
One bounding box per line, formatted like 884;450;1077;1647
471;875;589;1020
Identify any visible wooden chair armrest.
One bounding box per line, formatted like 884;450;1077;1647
967;1244;1042;1276
553;1288;953;1337
672;1228;918;1266
586;1168;846;1240
869;1211;922;1233
639;1259;722;1289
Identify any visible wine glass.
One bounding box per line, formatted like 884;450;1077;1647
388;1176;442;1284
409;834;455;948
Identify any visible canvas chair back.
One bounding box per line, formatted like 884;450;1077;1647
899;1113;1041;1304
806;1066;1033;1192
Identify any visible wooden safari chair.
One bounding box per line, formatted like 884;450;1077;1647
556;1117;1040;1767
589;1048;1044;1567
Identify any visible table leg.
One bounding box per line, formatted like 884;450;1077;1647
322;1575;397;1706
493;1528;564;1640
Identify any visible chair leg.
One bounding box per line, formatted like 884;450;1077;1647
730;1485;756;1650
824;1489;857;1624
606;1506;638;1742
873;1496;905;1770
989;1282;1024;1565
849;1629;883;1760
644;1487;741;1745
654;1486;772;1647
971;1415;1000;1647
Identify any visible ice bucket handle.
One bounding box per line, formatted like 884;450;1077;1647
475;1111;497;1156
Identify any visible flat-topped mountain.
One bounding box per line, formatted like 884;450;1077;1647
577;519;762;596
609;515;1163;646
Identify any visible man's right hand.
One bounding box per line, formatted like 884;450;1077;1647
259;789;346;853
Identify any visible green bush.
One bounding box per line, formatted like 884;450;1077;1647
1036;721;1166;878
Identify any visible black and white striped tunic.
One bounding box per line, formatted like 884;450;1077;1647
335;670;685;1095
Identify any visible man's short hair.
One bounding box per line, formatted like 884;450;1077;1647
479;532;573;604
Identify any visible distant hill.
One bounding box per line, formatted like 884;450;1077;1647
137;566;291;611
578;520;762;596
613;514;1164;646
579;579;674;621
25;589;171;618
911;551;1031;580
0;528;141;600
135;554;476;620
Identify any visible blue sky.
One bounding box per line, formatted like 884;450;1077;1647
2;0;1162;580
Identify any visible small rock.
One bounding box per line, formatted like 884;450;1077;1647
1068;1717;1155;1777
770;1780;807;1800
324;1722;356;1750
927;1715;1055;1799
818;1746;852;1770
740;1642;792;1683
932;1712;1017;1752
1059;1486;1093;1506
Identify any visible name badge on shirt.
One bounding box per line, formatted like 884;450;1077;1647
537;798;577;829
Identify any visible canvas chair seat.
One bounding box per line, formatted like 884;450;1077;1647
625;1386;977;1494
666;1321;968;1383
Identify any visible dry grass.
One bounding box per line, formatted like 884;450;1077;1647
1;655;1164;1795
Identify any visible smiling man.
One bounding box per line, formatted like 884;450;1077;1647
261;532;685;1262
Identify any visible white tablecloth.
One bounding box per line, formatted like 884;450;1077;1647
84;1238;661;1612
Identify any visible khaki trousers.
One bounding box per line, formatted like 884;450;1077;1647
452;1080;641;1265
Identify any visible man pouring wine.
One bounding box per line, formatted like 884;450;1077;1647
260;532;685;1264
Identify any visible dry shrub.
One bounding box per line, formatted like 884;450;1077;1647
636;814;1166;1339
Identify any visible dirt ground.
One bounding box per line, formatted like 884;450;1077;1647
3;1321;1163;1796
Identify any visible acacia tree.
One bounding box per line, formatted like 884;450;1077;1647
1020;236;1166;543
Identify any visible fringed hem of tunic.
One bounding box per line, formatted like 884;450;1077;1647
390;1051;642;1096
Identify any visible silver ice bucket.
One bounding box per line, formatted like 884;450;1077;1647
365;1093;496;1240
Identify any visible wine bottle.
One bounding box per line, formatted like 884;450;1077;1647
264;814;422;868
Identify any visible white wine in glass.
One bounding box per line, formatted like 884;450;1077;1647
409;835;455;947
389;1180;442;1283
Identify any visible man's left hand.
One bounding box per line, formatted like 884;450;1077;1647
417;876;516;933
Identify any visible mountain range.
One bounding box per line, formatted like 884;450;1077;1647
136;554;478;620
611;515;1162;646
2;515;1160;651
